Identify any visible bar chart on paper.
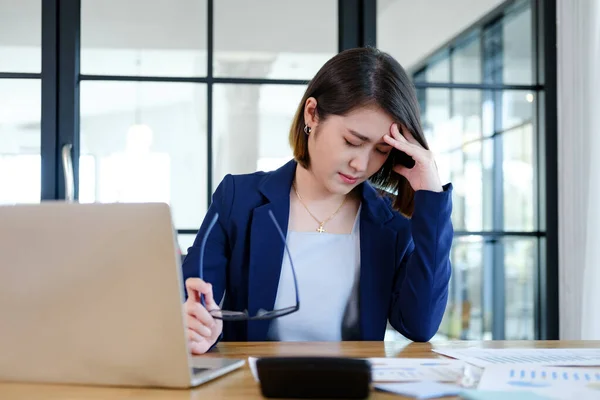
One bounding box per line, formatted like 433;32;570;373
432;348;600;367
476;366;600;399
495;366;600;384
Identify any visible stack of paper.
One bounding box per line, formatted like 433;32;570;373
432;348;600;399
433;348;600;367
374;381;462;398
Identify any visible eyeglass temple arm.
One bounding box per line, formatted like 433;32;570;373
268;210;300;308
198;212;219;308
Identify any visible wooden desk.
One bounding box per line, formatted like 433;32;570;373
1;341;598;399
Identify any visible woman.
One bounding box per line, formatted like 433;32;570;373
182;47;453;355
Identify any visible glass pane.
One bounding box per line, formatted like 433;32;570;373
78;154;96;204
212;84;303;186
502;4;533;84
503;123;535;231
425;55;450;83
413;70;426;83
178;234;197;256
424;89;481;152
454;90;483;144
214;0;337;79
503;237;536;340
483;2;533;85
440;236;537;341
439;237;484;340
452;35;481;83
79;81;207;229
440;140;492;232
0;79;41;204
421;89;450;148
423;89;491;232
81;0;207;77
501;90;535;231
0;0;41;73
502;90;534;130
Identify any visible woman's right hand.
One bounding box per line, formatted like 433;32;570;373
184;278;223;355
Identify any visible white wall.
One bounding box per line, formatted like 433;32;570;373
557;0;600;340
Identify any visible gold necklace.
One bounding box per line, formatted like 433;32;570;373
293;183;347;233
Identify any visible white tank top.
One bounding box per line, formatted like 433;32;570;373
267;206;362;341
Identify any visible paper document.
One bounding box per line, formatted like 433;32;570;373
433;348;600;367
374;381;462;398
476;365;600;400
459;389;555;400
248;357;467;383
368;358;467;382
248;357;260;382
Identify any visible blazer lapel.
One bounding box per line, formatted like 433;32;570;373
247;160;296;341
358;183;397;340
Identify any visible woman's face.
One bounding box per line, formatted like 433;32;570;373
303;98;394;195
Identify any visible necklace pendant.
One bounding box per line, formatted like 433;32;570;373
317;225;326;233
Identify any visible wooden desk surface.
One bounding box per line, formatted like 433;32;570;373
1;340;599;399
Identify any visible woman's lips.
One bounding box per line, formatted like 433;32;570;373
339;172;358;184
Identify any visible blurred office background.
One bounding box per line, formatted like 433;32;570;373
1;0;597;341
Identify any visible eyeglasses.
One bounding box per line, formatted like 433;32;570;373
198;210;299;321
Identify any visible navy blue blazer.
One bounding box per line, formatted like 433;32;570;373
182;159;453;343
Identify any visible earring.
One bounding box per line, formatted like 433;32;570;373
303;124;312;135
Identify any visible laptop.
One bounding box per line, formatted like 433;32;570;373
0;201;244;388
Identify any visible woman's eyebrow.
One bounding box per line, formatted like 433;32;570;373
348;129;392;146
348;129;370;142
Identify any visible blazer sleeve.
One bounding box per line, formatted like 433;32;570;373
388;183;453;342
181;174;235;348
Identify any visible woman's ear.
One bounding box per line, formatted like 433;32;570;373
303;97;319;128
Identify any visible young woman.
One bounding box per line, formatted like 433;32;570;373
181;47;453;355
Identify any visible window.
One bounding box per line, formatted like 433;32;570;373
80;0;207;77
379;0;547;340
0;0;41;205
79;0;338;253
79;81;208;230
213;0;336;80
0;0;41;73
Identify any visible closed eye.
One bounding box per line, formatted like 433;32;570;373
344;138;360;147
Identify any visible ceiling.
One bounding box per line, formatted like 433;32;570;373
377;0;507;69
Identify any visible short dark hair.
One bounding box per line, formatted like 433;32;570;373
289;47;429;217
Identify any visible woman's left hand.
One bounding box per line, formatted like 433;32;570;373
383;123;444;193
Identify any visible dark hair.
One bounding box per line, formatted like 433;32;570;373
289;46;429;217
